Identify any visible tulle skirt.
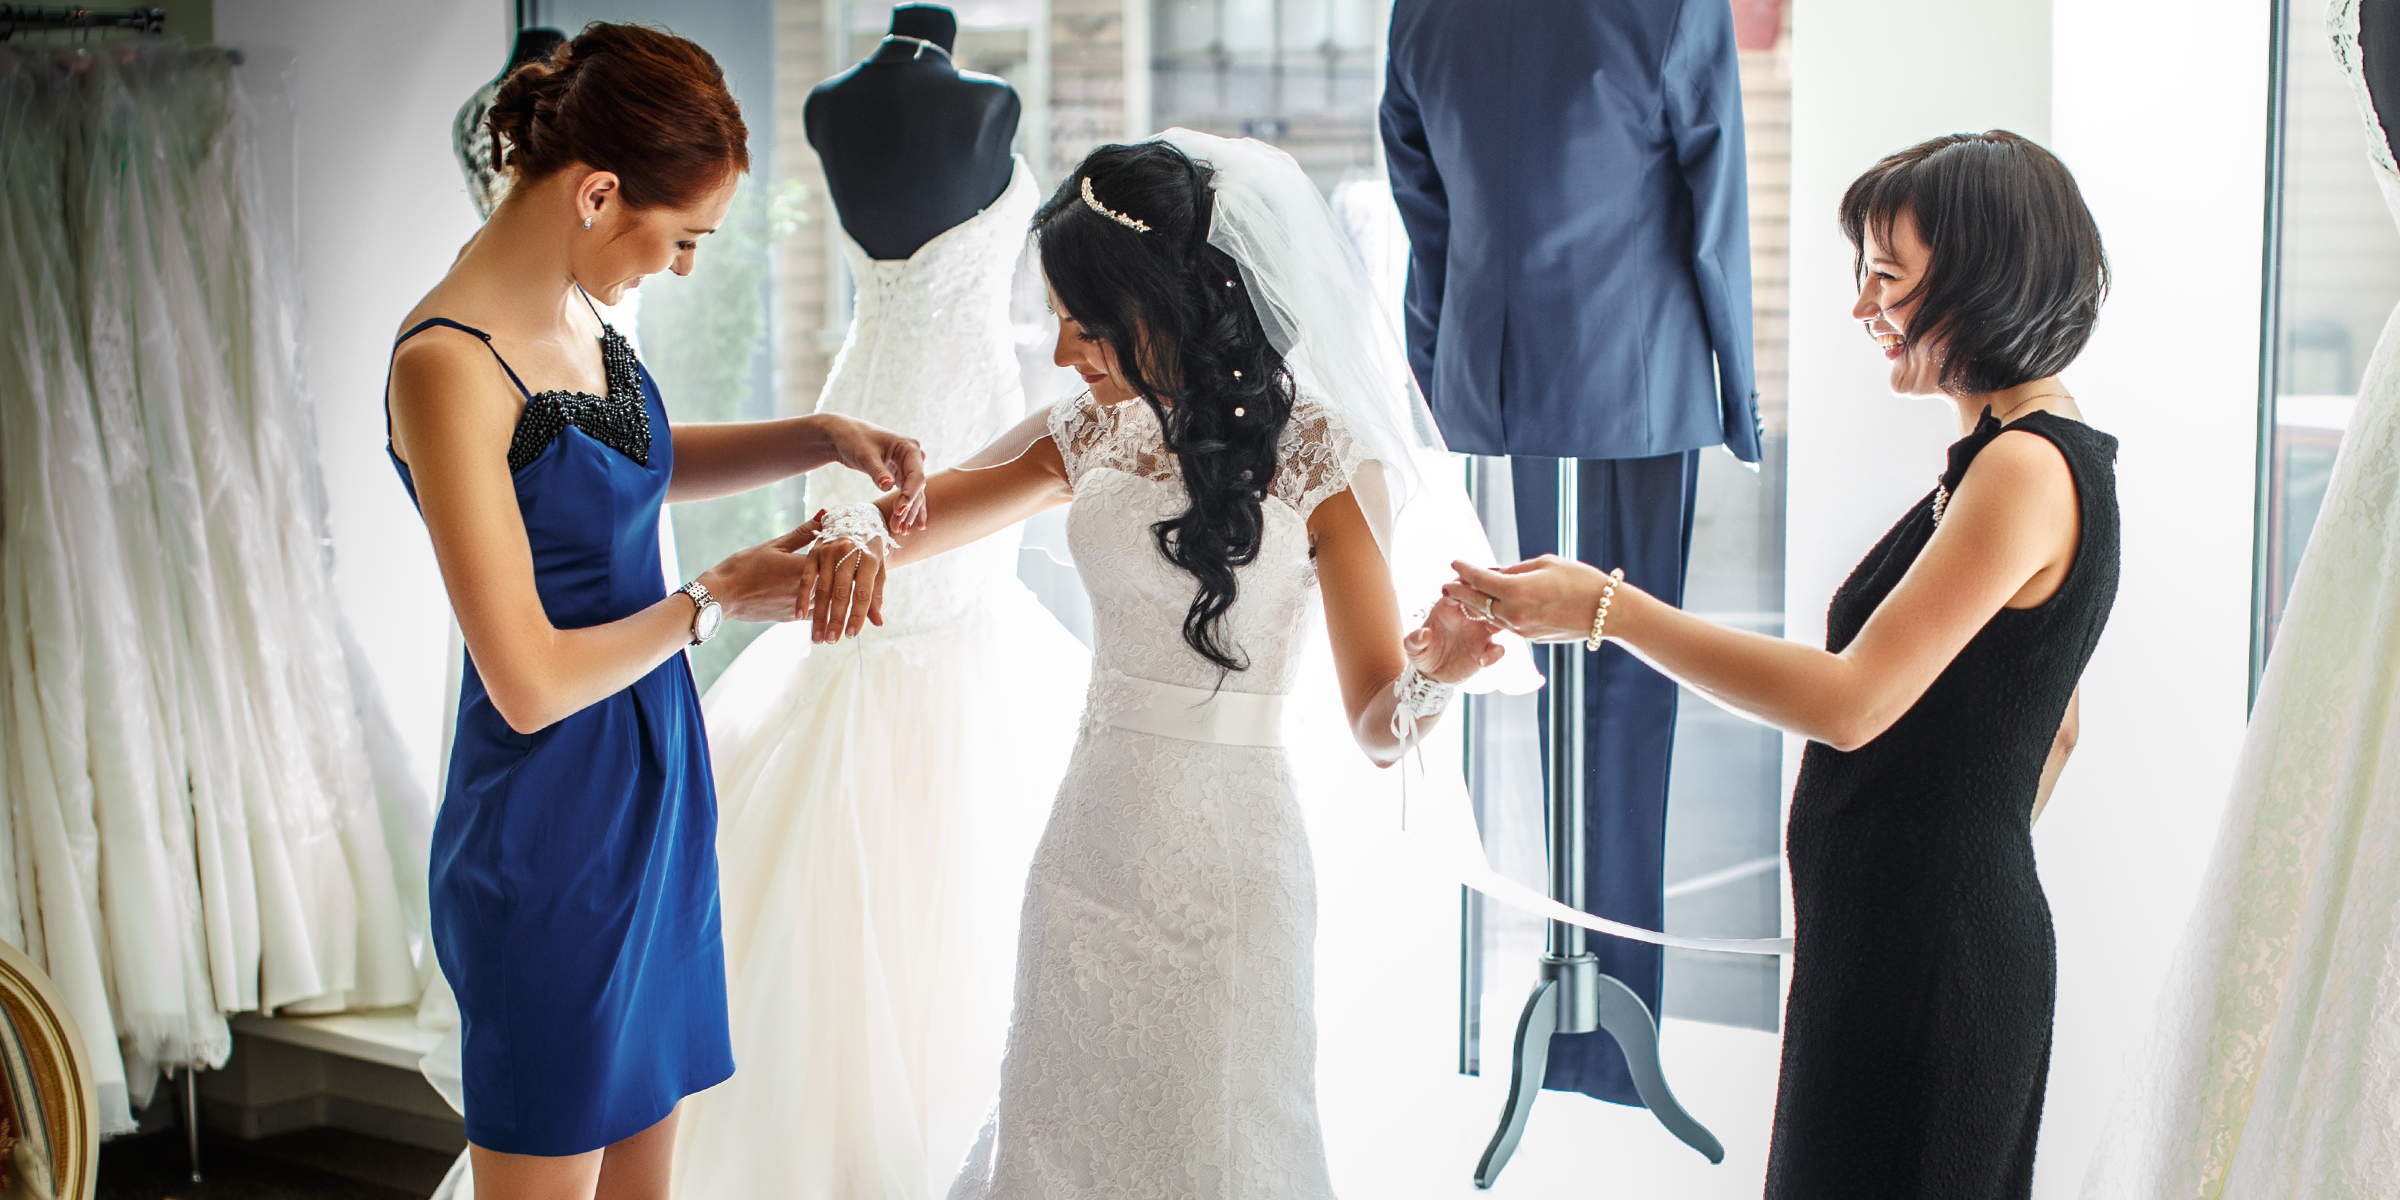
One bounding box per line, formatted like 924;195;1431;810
671;570;1088;1199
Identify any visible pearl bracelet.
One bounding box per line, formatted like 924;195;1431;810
1585;567;1627;651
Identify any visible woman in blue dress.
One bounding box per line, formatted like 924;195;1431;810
384;24;926;1198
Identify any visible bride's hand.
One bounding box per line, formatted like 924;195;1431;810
1402;596;1507;684
804;516;890;644
811;413;930;530
1443;556;1620;643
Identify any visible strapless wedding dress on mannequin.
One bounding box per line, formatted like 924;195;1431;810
2082;3;2400;1195
672;158;1089;1200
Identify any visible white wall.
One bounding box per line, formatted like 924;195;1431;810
217;0;501;793
1785;1;2265;1196
2036;2;2266;1194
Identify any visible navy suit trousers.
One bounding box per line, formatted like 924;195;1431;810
1510;449;1699;1107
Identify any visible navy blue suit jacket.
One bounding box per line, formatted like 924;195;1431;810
1382;0;1761;463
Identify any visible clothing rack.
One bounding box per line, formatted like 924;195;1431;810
0;5;166;38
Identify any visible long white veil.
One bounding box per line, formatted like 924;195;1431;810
1155;128;1541;695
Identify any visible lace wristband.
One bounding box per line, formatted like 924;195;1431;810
1389;664;1457;743
817;501;898;556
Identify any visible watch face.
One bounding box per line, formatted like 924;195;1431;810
694;601;724;643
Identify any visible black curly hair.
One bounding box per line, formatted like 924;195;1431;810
1033;141;1295;673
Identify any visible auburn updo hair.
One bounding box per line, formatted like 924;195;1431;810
487;22;749;211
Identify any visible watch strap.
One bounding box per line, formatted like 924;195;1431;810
677;580;718;645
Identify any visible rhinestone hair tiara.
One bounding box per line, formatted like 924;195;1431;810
1080;176;1152;233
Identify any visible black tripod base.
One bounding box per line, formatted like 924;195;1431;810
1473;967;1724;1189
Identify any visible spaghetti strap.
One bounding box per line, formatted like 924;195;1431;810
395;317;536;399
575;285;607;326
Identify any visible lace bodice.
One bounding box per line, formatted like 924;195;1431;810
1049;390;1367;696
810;157;1037;509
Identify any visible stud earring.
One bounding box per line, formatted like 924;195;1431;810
582;217;594;230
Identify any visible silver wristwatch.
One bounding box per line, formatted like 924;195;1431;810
677;580;722;646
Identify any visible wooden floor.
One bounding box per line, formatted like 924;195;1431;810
98;1127;452;1200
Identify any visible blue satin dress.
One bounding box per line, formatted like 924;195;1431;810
387;313;733;1157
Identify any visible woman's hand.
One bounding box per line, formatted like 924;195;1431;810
1404;596;1507;684
698;520;822;624
1443;555;1619;643
803;519;889;643
812;414;931;530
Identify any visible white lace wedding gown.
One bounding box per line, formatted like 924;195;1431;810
671;158;1090;1200
2081;3;2400;1195
947;390;1366;1200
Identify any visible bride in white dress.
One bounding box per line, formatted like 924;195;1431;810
800;130;1509;1197
2081;2;2400;1195
670;157;1089;1199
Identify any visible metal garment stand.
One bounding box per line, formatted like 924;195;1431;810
1473;458;1722;1189
1459;459;1489;1078
177;1064;203;1182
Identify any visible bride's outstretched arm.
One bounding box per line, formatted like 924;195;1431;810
1312;488;1504;767
799;428;1072;642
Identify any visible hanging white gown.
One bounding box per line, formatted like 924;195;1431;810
0;44;420;1133
671;159;1089;1200
2081;3;2400;1195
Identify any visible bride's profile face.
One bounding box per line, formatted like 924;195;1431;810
1049;287;1139;406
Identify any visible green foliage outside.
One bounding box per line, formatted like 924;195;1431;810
640;177;809;692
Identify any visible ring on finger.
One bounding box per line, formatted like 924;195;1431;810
1480;593;1498;622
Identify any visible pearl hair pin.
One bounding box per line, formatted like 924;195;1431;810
1080;176;1152;233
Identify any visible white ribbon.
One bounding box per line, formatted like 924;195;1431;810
1096;667;1790;956
1398;767;1791;956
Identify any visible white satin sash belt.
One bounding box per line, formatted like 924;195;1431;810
1090;669;1286;747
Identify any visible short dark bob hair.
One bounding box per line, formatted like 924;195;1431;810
1840;130;2107;396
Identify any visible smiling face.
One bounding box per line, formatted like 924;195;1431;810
1048;285;1140;405
1850;206;1945;397
570;167;739;306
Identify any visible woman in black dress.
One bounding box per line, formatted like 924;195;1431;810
1448;130;2117;1198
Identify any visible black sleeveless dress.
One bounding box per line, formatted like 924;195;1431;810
1764;410;2119;1199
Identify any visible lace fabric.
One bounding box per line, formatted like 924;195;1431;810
1046;391;1366;691
804;159;1045;636
2080;4;2400;1195
947;388;1364;1199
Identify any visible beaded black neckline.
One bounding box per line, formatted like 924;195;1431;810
507;324;651;472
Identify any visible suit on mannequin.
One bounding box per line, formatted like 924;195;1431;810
805;4;1020;261
1382;0;1755;1108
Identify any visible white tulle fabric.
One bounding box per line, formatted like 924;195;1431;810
945;392;1362;1200
0;43;421;1133
670;158;1091;1200
2081;4;2400;1195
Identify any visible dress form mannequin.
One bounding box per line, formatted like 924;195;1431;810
453;25;566;219
2365;0;2398;155
805;4;1021;260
